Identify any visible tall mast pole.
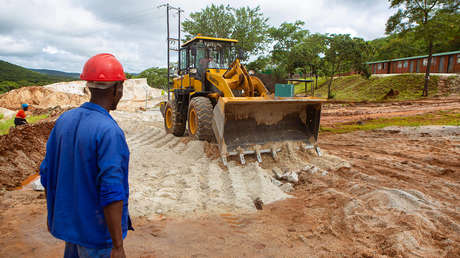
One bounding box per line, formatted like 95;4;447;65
166;3;170;100
178;8;181;74
158;3;182;100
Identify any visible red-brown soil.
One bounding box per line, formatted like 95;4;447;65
322;96;460;125
0;98;459;257
0;122;54;191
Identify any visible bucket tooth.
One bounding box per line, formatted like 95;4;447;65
222;156;228;167
271;148;278;160
255;149;262;163
239;152;246;165
315;146;322;156
303;144;314;151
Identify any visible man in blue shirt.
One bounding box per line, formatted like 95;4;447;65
40;53;131;258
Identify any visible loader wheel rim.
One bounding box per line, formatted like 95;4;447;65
165;108;173;129
189;109;197;135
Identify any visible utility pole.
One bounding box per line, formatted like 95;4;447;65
158;3;183;101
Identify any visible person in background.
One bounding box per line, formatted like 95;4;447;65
208;56;218;68
14;103;28;126
40;53;133;258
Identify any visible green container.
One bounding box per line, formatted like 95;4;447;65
275;84;294;97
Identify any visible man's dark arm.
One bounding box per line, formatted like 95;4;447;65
103;200;126;258
44;189;50;232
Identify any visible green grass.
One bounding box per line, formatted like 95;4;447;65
320;110;460;134
292;77;328;95
310;74;439;101
0;114;48;135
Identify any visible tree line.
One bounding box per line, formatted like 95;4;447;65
174;2;458;97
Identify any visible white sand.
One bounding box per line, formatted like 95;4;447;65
43;78;163;102
42;78;165;112
109;111;352;218
112;113;290;218
44;81;87;95
0;107;16;119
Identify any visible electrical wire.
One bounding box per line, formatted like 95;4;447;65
97;7;155;23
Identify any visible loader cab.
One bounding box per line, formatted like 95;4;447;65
179;36;238;78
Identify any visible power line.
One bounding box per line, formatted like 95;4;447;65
85;10;165;36
98;7;156;22
158;3;184;100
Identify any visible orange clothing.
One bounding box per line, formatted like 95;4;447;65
16;110;26;119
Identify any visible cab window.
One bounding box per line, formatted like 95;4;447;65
179;48;187;70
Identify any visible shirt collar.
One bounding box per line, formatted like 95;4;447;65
80;102;115;121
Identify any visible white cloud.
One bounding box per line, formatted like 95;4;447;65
0;0;394;73
42;46;59;55
0;35;37;56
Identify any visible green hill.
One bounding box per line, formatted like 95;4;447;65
29;68;80;79
300;74;441;101
0;60;74;94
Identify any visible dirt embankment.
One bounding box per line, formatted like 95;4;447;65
0;86;88;110
0;122;54;191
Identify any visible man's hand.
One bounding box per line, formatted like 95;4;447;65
111;246;126;258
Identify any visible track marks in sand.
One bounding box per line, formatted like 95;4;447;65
113;117;294;218
128;128;163;147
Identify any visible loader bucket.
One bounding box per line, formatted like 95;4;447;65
212;97;324;165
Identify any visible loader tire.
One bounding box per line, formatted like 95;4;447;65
188;97;214;141
164;101;186;136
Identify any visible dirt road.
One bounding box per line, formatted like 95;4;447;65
0;99;459;257
322;96;460;125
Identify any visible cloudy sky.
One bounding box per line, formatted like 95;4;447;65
0;0;394;73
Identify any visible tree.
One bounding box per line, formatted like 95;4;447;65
137;67;168;89
246;56;270;72
182;4;269;60
267;21;309;78
323;34;371;98
290;33;327;92
386;0;459;96
369;32;427;60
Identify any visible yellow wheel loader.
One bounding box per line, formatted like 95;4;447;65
160;36;325;165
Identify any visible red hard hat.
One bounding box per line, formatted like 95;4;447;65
80;53;126;81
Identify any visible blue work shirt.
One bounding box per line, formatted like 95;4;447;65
40;102;130;249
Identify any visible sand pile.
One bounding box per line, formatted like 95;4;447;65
0;86;88;110
43;79;162;102
0;121;55;191
44;81;87;96
0;79;165;112
117;117;290;217
117;79;165;111
110;111;350;218
121;78;163;100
